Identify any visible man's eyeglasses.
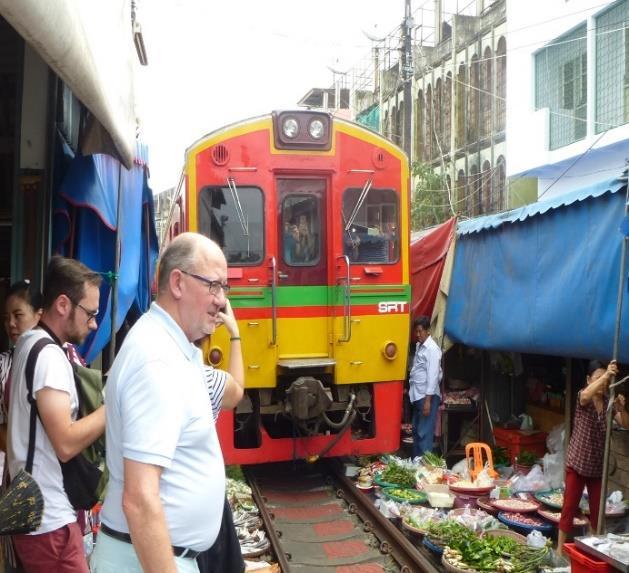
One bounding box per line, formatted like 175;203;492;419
73;302;99;323
180;269;231;296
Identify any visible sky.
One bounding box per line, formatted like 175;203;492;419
136;1;405;193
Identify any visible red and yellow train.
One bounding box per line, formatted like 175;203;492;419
165;110;410;464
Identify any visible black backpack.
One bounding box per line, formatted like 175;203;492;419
24;338;107;510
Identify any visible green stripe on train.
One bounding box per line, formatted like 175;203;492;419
228;285;410;308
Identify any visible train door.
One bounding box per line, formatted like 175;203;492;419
276;178;329;358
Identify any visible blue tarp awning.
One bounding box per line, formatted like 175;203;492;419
444;176;629;361
52;140;159;363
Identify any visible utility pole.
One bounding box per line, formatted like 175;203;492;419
402;0;413;157
450;6;457;213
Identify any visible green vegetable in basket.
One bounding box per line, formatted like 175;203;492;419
387;488;424;501
380;462;416;488
422;451;446;468
429;520;549;573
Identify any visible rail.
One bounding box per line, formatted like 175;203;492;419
245;461;441;573
326;461;441;573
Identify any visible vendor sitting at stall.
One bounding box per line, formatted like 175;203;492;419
558;359;629;555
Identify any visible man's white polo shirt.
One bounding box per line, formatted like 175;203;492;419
101;303;225;552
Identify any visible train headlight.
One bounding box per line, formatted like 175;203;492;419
308;119;325;139
208;346;223;366
282;117;299;139
382;341;398;360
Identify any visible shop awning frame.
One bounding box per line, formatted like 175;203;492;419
0;0;137;168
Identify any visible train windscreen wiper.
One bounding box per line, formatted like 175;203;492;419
344;177;373;232
226;177;249;237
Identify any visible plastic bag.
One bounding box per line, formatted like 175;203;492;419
607;490;625;513
519;414;533;430
451;458;470;480
512;464;550;492
542;452;564;489
527;529;547;548
546;424;565;454
376;498;401;519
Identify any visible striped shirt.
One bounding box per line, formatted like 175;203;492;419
204;366;227;422
0;350;12;424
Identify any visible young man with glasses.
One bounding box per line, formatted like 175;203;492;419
7;256;105;572
93;233;236;573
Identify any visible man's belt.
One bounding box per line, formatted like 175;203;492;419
100;523;201;559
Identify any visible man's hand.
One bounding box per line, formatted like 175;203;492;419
422;396;431;417
216;299;239;339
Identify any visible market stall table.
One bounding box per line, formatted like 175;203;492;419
575;534;629;572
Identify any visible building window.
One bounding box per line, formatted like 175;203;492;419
435;78;443;154
480;46;493;138
535;24;587;149
470;164;480;216
595;0;629;133
415;90;425;161
496;37;506;132
456;169;467;217
383;110;390;140
444;73;452;153
481;160;492;214
495;156;506;211
468;55;480;144
456;64;466;148
426;84;434;161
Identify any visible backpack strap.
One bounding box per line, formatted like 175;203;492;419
24;338;55;474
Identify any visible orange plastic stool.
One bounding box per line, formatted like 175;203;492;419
465;442;498;481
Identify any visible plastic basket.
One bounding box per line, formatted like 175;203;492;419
563;543;612;573
497;512;554;534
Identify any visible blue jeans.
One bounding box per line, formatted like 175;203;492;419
412;395;440;458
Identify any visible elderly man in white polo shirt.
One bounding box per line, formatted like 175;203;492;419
92;233;236;573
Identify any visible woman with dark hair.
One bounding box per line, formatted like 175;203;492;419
0;280;43;441
558;359;629;554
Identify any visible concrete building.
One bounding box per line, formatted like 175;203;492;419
354;0;507;219
507;0;629;200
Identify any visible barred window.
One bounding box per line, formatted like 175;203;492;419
535;24;587;149
496;37;506;132
415;90;425;161
595;0;629;133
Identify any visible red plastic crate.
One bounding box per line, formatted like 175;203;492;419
563;543;612;573
493;428;547;464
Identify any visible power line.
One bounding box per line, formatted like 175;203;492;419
537;130;609;201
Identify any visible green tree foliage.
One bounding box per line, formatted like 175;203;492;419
410;162;452;231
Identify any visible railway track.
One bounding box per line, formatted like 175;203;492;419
244;461;441;573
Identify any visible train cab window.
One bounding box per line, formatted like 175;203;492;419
281;196;320;266
342;188;399;264
198;185;264;265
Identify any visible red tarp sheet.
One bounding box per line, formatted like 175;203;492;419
410;217;456;321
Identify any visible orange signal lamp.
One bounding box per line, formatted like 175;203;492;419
382;341;398;360
208;347;223;366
